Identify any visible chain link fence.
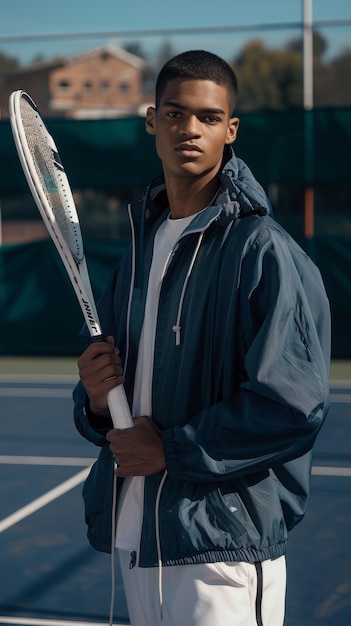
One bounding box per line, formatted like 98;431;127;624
0;21;350;357
0;20;350;117
0;21;350;242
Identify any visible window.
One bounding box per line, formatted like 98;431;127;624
58;79;70;91
118;82;130;94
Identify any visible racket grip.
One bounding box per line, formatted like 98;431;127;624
108;385;134;429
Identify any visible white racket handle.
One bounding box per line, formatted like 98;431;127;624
108;385;133;429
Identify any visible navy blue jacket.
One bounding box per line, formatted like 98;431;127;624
74;147;331;566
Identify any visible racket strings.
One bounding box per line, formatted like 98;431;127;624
20;97;84;262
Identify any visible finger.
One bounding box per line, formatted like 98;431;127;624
79;349;122;379
78;342;115;371
105;335;118;350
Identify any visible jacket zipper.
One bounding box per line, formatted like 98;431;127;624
126;205;221;616
155;470;168;620
124;203;137;377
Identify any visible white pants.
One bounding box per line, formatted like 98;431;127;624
118;550;286;626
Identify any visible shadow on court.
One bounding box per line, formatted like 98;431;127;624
0;377;128;625
0;366;350;625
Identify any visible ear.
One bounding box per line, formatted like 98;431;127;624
225;117;240;145
146;106;157;135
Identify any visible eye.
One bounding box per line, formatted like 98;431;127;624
203;114;220;123
167;111;182;118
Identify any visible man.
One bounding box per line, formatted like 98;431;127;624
74;50;330;626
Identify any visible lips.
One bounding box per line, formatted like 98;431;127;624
175;143;203;157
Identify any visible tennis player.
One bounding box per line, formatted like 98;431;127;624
74;50;330;626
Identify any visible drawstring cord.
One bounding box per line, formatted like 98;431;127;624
109;467;118;626
172;231;205;346
108;216;217;622
109;466;168;623
155;469;168;621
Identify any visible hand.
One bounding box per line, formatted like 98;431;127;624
106;416;166;477
78;335;124;418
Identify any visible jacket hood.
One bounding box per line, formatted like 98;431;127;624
219;145;272;219
143;145;272;225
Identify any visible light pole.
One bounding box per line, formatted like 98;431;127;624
303;0;315;256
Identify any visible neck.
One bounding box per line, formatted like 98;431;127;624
166;176;220;220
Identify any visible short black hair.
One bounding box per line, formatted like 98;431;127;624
155;50;238;115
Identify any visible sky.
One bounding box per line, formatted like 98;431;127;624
1;0;350;65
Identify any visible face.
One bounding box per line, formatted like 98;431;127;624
146;78;239;185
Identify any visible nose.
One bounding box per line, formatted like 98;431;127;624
179;115;201;138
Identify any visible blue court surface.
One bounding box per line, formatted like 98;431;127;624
0;365;350;626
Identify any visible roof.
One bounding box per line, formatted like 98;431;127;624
7;44;146;76
65;44;146;69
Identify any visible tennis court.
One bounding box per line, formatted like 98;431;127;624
0;358;350;626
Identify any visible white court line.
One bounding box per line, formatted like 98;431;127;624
0;387;73;398
0;466;91;533
0;389;350;401
312;465;351;477
0;456;348;475
0;456;349;536
0;618;127;626
0;456;96;466
329;379;351;387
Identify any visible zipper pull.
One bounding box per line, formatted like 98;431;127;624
129;550;137;569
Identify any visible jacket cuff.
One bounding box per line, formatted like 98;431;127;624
84;397;114;433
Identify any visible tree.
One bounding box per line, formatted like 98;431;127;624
232;39;303;111
287;31;328;60
123;41;147;59
0;51;20;77
141;40;176;99
155;40;175;72
315;46;351;106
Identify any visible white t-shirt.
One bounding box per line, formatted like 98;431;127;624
116;212;195;550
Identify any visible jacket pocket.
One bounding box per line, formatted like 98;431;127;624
82;443;114;553
205;487;248;548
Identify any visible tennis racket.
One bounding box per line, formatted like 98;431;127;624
9;90;133;429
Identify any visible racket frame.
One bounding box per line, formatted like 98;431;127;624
9;90;133;429
9;90;102;338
